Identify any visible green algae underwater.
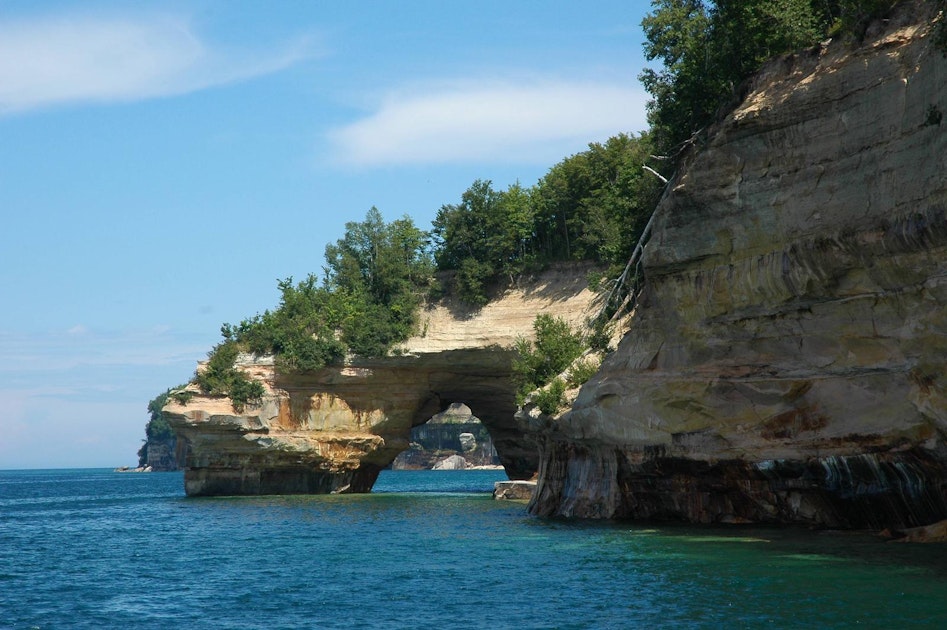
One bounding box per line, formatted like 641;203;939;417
2;468;946;629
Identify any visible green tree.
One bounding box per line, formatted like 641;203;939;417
324;208;434;356
216;208;434;371
138;388;182;466
640;0;718;155
640;0;849;158
144;391;174;441
512;315;587;404
641;0;900;159
533;133;662;269
432;180;508;305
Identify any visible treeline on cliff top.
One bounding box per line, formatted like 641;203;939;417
151;0;906;416
642;0;904;156
195;131;663;407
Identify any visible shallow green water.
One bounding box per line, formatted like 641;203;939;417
1;468;946;628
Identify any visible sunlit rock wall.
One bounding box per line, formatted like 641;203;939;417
530;6;947;530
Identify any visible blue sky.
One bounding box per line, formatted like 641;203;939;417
0;0;653;469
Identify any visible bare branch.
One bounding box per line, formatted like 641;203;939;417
642;165;668;184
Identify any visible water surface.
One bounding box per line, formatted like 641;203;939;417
2;468;946;628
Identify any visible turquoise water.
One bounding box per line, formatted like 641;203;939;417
2;469;947;629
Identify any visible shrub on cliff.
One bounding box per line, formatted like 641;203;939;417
533;378;568;416
193;341;265;412
512;314;587;405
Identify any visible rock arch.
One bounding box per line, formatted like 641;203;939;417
165;263;597;496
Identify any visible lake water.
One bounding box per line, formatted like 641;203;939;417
2;468;947;629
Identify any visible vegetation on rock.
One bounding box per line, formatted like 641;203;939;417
512;315;588;408
143;391;175;442
191;341;265;412
641;0;901;159
138;389;183;468
159;0;904;419
533;378;568;417
433;134;664;305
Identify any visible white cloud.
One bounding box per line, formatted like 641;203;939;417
328;80;649;167
0;13;310;114
0;327;208;373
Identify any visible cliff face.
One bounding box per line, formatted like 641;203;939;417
164;264;596;496
137;436;178;471
530;7;947;530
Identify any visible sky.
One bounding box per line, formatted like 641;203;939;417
0;0;654;469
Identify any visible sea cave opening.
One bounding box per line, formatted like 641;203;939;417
387;383;540;482
390;403;502;471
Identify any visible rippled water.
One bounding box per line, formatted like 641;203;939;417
2;468;947;629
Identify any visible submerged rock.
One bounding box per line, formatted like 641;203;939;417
493;480;536;501
891;519;947;543
529;3;947;530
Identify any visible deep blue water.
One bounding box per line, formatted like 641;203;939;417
2;469;947;629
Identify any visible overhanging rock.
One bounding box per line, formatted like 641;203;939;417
165;263;599;496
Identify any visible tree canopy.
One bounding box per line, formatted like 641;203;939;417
641;0;899;157
218;208;434;373
432;133;664;304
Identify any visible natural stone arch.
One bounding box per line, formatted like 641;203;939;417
167;348;536;496
166;263;599;496
405;349;537;478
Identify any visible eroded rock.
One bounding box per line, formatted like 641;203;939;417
165;263;598;495
493;480;536;501
529;4;947;530
432;455;467;470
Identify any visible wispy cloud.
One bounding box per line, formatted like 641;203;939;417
0;13;311;114
328;79;649;167
0;327;208;373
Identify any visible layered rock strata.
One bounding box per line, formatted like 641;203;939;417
165;264;597;496
530;6;947;530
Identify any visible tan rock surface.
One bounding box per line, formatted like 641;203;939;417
166;263;599;495
530;4;947;529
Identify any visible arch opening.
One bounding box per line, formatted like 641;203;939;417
390;403;502;471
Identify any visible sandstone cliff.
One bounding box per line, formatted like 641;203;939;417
164;263;597;495
529;5;947;531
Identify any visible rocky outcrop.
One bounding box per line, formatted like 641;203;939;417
529;5;947;530
165;263;597;496
137;437;178;471
432;454;468;470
